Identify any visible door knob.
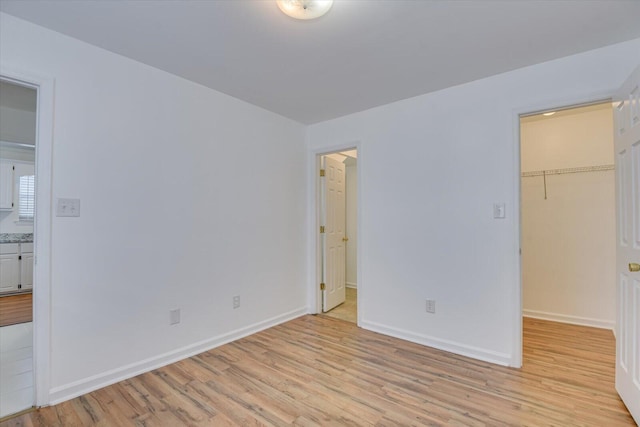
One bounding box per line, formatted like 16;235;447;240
342;237;349;242
630;263;640;272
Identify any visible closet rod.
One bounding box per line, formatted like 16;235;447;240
521;164;614;178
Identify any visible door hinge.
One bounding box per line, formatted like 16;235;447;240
319;169;325;177
320;226;325;234
18;284;22;289
320;283;325;290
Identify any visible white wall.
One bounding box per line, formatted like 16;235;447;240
0;159;35;234
1;13;307;403
0;105;36;145
521;106;614;170
345;161;357;287
521;106;616;329
308;39;640;366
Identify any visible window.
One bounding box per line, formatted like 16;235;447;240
18;175;35;222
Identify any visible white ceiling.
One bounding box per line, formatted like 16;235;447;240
1;1;639;124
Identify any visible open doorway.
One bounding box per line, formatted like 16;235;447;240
0;79;37;418
317;149;358;324
516;68;640;423
520;101;616;330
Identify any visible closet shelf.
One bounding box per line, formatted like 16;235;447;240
521;164;614;178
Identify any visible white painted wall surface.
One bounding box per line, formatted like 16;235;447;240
345;162;357;287
0;105;36;145
307;38;640;366
1;13;307;403
521;106;614;171
521;106;616;329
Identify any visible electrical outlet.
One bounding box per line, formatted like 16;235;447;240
169;308;181;325
426;299;436;314
233;295;240;309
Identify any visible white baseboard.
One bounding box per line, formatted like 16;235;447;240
360;320;512;367
346;282;357;289
523;309;614;330
48;307;307;405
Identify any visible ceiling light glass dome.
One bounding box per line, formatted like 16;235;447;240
276;0;333;20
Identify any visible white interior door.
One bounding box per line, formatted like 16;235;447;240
322;156;347;312
614;64;640;424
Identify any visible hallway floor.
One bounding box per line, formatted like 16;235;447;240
0;322;33;418
322;287;356;323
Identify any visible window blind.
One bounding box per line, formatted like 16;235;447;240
19;175;35;221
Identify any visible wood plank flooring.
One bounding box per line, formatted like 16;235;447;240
0;316;634;426
0;294;32;327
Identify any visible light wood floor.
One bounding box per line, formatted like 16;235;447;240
0;316;633;426
0;294;32;327
322;287;357;323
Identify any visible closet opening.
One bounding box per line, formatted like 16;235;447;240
520;101;615;331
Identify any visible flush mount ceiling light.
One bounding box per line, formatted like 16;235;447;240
276;0;333;20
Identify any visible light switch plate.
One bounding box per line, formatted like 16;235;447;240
57;198;80;217
426;299;436;314
493;203;506;219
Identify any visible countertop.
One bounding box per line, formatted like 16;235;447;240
0;233;34;244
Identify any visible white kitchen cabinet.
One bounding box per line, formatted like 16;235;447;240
0;244;20;293
19;243;33;291
0;243;33;293
0;161;14;210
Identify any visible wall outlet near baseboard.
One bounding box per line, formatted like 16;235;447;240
233;295;241;309
169;308;181;325
426;299;436;314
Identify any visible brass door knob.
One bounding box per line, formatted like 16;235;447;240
630;263;640;272
342;237;349;242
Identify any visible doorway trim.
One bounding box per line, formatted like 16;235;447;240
1;66;54;407
512;89;614;368
307;141;362;325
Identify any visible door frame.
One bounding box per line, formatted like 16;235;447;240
512;89;614;368
1;66;54;407
307;142;361;324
